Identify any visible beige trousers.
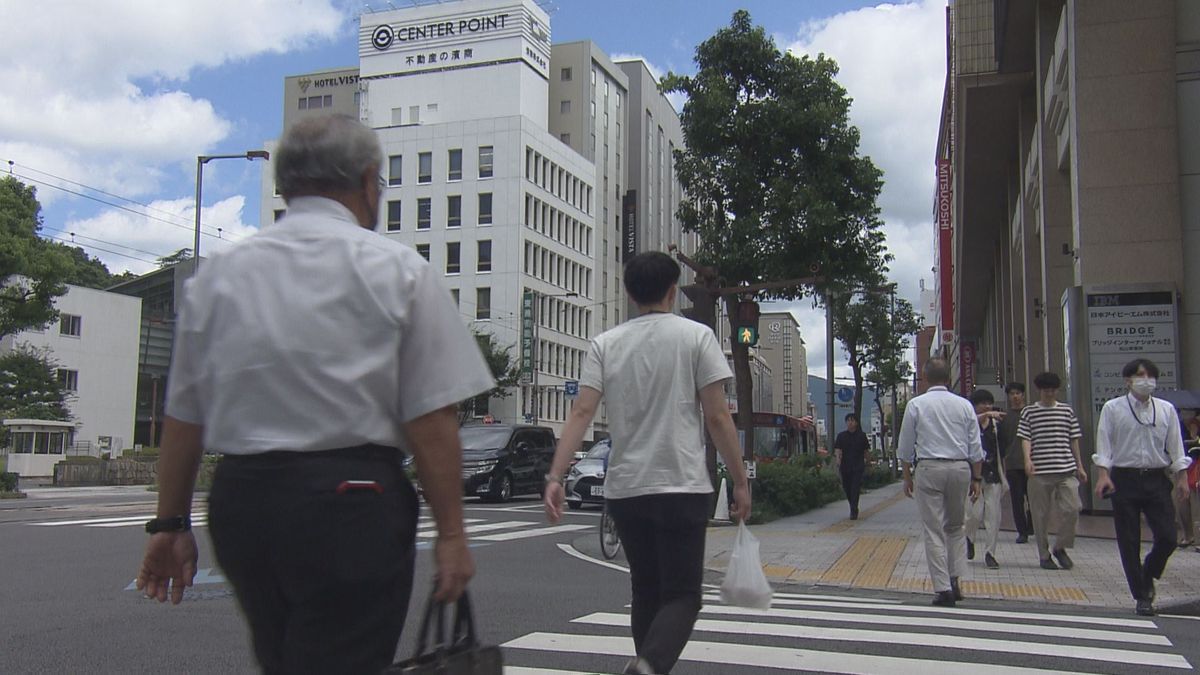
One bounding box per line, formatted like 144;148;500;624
915;460;971;592
965;481;1005;557
1027;473;1081;560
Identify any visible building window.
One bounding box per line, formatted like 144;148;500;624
560;133;570;144
478;146;494;178
476;287;491;320
388;155;402;186
56;369;78;392
417;197;431;230
387;200;402;231
273;209;285;222
560;100;571;115
561;67;572;81
448;148;462;181
446;242;460;274
60;314;81;337
477;240;492;272
447;195;462;228
416;243;430;261
450;288;459;306
298;94;332;110
478;193;493;225
418;152;432;183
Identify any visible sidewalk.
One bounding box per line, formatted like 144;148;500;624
704;481;1200;612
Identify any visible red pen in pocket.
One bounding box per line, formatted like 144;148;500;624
336;480;383;495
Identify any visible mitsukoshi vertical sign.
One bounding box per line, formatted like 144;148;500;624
937;158;954;343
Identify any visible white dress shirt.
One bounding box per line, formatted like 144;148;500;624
897;386;984;465
1093;393;1191;473
165;196;496;454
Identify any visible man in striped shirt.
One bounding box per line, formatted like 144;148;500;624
1018;371;1089;570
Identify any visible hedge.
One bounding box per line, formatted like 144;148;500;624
0;471;18;492
745;459;897;524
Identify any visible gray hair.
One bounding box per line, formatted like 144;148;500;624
924;357;951;385
274;114;381;200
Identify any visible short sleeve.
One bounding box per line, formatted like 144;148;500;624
579;339;603;394
694;328;733;389
1017;408;1031;441
1068;407;1083;439
394;266;496;423
164;279;206;424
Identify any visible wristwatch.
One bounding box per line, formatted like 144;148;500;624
145;515;192;534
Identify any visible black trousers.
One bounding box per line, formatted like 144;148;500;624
1006;469;1034;536
1110;467;1178;601
207;448;419;675
607;493;709;674
841;468;865;517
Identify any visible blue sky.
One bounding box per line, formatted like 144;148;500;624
0;0;947;381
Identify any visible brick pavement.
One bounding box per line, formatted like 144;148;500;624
705;480;1200;612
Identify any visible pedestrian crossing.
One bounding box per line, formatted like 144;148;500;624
28;513;591;543
501;590;1194;674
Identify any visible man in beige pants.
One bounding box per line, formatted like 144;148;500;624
1018;371;1088;570
898;358;984;607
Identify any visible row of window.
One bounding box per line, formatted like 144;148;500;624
387;146;493;186
532;293;591;341
383;193;492;232
524;195;592;256
445;286;491;320
524;146;591;214
524;242;590;300
298;95;333;110
413;240;493;276
521;385;575;424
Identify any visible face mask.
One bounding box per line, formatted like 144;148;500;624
1131;377;1157;397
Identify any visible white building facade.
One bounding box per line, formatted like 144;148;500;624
1;285;140;475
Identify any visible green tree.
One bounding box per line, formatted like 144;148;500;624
662;10;889;453
0;176;73;339
55;243;119;289
831;286;922;420
0;344;73;421
156;248;192;268
458;329;522;424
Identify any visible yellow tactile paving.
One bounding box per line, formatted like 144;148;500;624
819;536;908;586
884;577;1088;602
820;489;909;534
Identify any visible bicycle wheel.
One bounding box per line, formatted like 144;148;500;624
600;504;622;560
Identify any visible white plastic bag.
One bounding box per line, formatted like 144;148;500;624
720;521;773;609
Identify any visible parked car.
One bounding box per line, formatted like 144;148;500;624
565;439;611;509
460;423;555;502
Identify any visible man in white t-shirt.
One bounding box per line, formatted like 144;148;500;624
544;251;749;675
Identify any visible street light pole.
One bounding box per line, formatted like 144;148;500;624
194;150;270;271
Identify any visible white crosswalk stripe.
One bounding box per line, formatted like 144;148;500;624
502;593;1194;673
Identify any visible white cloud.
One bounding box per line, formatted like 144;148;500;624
57;195;259;276
0;1;345;198
780;0;946;379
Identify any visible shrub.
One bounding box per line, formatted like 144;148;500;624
745;459;897;524
0;472;18;492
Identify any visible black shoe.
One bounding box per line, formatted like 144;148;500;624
849;512;859;520
1145;577;1156;602
1052;548;1074;570
932;590;956;607
966;538;975;560
951;577;964;601
1015;534;1029;544
1040;558;1059;570
985;553;999;569
1136;599;1156;616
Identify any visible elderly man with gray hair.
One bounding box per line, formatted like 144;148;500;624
135;114;495;673
898;357;984;607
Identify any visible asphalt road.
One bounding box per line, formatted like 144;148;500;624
4;487;1200;674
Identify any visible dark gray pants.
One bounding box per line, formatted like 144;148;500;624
208;448;418;675
1111;468;1178;601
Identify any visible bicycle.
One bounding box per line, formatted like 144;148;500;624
599;499;621;560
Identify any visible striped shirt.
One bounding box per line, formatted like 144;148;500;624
1017;402;1082;474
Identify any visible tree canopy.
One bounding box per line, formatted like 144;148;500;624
0;176;73;339
459;329;522;424
0;345;73;421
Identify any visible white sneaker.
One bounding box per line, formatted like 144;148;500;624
622;656;656;674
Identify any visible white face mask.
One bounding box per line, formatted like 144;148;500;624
1131;377;1157;397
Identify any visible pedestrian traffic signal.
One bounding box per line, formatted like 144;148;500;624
736;326;758;346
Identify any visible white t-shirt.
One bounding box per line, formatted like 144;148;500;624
165;196;496;454
579;312;733;499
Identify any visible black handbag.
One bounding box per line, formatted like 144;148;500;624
385;590;503;675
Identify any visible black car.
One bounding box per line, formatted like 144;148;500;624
565;439;611;509
460;423;555;502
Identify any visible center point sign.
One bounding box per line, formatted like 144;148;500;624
372;13;511;50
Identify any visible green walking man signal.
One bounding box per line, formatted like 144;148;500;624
736;326;758;346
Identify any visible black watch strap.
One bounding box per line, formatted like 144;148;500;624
145;515;192;534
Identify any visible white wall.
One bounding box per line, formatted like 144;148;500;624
3;285;140;452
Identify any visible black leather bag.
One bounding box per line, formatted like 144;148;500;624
385;591;502;675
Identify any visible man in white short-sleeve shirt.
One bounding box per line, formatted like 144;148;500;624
544;251;749;675
135;115;495;674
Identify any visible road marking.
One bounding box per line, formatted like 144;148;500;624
695;603;1169;645
472;524;591;541
31;513;206;527
504;668;595;675
697;596;1158;628
556;543;629;574
93;518;209;529
575;613;1181;666
417;521;536;539
766;590;900;604
503;632;1090;674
